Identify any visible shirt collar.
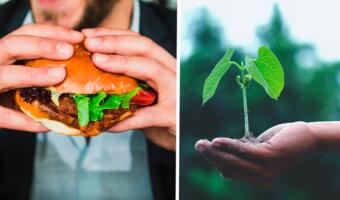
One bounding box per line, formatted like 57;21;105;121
131;0;140;33
23;10;33;25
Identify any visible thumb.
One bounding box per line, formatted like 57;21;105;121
0;65;66;91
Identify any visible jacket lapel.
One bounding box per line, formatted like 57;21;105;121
0;0;29;37
140;3;168;45
139;2;176;200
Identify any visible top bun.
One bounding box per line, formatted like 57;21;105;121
25;45;138;94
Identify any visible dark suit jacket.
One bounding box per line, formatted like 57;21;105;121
0;0;176;199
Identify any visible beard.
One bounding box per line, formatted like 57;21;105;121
39;0;119;30
75;0;119;30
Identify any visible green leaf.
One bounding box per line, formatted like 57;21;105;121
90;108;104;121
90;91;107;108
122;86;142;99
99;95;121;110
121;101;130;109
248;46;284;100
89;91;107;121
202;48;234;105
244;55;253;66
72;87;142;126
74;94;90;127
120;86;142;109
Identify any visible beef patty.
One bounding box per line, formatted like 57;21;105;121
19;88;137;134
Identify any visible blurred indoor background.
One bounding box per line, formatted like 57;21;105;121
180;0;340;200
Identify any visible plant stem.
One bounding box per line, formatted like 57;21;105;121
241;85;250;136
239;68;252;139
234;62;256;142
230;61;243;71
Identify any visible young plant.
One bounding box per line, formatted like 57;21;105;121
202;46;284;142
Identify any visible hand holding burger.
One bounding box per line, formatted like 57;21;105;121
0;24;83;132
2;25;175;151
15;45;157;136
83;28;176;150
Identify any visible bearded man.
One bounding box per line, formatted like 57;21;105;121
0;0;176;199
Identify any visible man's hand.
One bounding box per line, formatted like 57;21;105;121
195;122;317;186
82;28;176;151
0;24;83;132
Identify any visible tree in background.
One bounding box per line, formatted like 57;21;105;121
181;5;340;200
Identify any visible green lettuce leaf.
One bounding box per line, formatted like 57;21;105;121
99;95;122;109
72;86;142;126
89;91;107;121
120;86;141;108
74;94;90;127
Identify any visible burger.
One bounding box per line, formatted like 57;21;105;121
15;45;156;136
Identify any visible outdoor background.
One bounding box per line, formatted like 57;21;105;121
180;0;340;200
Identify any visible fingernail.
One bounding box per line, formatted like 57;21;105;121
71;30;83;39
47;67;65;78
87;37;101;46
196;144;205;152
82;28;95;36
56;42;72;56
94;54;109;63
195;141;208;152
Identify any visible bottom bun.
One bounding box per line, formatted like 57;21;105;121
15;90;133;137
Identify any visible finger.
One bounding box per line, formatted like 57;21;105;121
82;28;139;37
92;53;175;93
10;24;84;43
0;106;48;132
195;139;218;166
108;105;175;132
211;137;273;165
0;35;74;64
257;123;287;142
0;65;66;91
144;127;176;151
195;139;272;186
84;35;176;73
196;139;264;173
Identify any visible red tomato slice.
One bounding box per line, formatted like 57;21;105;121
131;89;156;105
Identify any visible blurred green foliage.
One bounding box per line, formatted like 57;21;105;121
180;6;340;200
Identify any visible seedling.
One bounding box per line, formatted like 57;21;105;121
202;46;284;142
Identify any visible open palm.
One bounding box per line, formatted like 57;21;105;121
195;122;317;186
